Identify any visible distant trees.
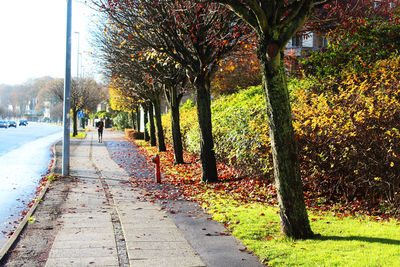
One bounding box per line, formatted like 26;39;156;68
0;77;53;117
109;81;140;130
0;77;105;129
212;40;261;95
46;77;104;136
0;105;5;117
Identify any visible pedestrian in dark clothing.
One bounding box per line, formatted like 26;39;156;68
96;118;104;143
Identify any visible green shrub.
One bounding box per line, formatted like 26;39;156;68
162;86;273;179
113;111;130;130
211;86;272;178
162;99;199;152
301;17;400;78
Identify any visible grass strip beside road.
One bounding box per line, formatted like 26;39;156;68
134;139;400;266
70;132;87;139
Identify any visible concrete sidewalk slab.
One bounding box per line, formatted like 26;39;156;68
45;130;205;267
50;239;116;249
45;256;119;267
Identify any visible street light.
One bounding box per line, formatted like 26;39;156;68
62;0;72;176
79;50;91;77
74;31;80;77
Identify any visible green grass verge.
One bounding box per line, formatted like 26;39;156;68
202;193;400;266
70;132;87;139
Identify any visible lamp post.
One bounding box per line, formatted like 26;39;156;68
74;31;80;77
62;0;72;176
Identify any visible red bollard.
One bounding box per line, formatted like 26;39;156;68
152;154;161;183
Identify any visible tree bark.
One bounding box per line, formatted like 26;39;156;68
195;75;218;183
153;98;167;152
148;103;157;146
136;106;141;132
259;42;313;239
170;99;184;164
143;105;150;141
153;97;166;152
72;109;78;137
165;86;184;164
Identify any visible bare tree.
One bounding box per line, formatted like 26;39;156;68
47;77;104;136
0;105;6;118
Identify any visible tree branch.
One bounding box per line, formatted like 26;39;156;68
214;0;259;31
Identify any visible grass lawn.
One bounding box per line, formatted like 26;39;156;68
205;194;400;266
70;132;87;139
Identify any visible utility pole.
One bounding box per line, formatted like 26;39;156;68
62;0;72;176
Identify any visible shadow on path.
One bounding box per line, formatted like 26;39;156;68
318;235;400;245
72;175;129;183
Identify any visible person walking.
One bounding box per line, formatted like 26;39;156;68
96;118;104;143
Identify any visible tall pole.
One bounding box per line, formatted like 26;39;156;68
74;31;80;77
62;0;72;176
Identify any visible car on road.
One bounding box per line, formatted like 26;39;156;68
0;120;8;128
8;121;17;128
19;119;28;126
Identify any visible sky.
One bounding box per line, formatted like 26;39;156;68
0;0;98;85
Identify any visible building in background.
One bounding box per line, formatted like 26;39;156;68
285;32;328;73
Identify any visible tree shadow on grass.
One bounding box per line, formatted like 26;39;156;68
317;235;400;245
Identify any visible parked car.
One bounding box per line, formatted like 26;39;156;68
8;121;17;128
0;120;8;128
19;119;28;126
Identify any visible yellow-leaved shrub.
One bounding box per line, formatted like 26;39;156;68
161;55;400;211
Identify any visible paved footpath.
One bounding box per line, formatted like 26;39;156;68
13;129;262;267
45;130;206;267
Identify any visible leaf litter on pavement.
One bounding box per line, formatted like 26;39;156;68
106;139;277;208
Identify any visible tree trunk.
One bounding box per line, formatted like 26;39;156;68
143;105;150;141
136;106;141;132
259;42;313;239
170;99;184;164
152;98;166;152
72;109;78;137
166;86;184;164
148;102;157;147
195;75;218;183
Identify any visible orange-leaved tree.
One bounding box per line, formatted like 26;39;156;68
212;38;261;95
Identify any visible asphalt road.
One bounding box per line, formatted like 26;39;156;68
0;122;62;247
